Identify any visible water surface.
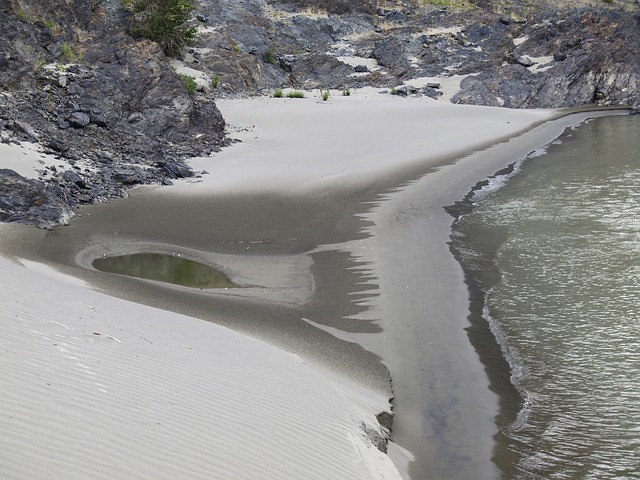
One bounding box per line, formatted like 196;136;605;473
93;253;237;289
451;115;640;479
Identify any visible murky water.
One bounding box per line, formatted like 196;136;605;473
93;253;237;289
451;115;640;479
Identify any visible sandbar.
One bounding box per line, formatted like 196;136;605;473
0;89;626;479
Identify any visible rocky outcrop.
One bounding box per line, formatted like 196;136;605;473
0;0;226;228
0;168;73;229
452;9;640;108
1;0;640;227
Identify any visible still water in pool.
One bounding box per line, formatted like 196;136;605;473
93;253;236;289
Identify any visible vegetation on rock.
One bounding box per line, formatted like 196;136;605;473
121;0;197;57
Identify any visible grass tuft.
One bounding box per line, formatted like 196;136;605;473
178;73;197;95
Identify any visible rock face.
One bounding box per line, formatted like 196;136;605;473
452;9;640;108
0;0;226;227
181;0;639;107
1;0;639;227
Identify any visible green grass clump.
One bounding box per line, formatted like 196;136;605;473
59;43;83;64
321;90;330;101
343;88;351;96
265;47;277;64
178;73;197;95
272;88;283;98
61;43;74;62
121;0;197;57
210;73;220;88
286;90;305;98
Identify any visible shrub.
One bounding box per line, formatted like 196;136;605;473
121;0;197;57
272;88;283;98
265;46;277;64
178;73;197;94
59;43;83;64
210;73;220;88
61;43;74;62
321;90;330;101
342;88;351;96
286;90;305;98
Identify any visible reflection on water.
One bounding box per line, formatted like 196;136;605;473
93;253;237;289
451;115;640;479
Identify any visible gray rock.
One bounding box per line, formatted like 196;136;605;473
57;75;68;88
47;139;70;152
395;84;418;96
67;112;91;128
90;111;108;127
12;120;39;140
0;169;73;229
512;55;534;67
127;112;144;123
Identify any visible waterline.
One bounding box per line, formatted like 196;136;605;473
451;115;640;479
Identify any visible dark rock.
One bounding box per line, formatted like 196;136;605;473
66;100;81;112
47;139;70;152
90;111;108;127
423;87;443;99
112;167;147;185
158;161;194;179
62;170;88;189
67;112;91;128
372;37;411;76
386;11;408;23
11;120;39;141
354;64;369;73
196;14;209;22
499;15;526;25
0;169;72;228
554;52;568;61
279;54;297;72
394;84;418;96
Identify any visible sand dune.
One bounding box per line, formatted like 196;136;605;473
0;252;400;479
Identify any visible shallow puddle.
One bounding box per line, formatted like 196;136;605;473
92;253;237;288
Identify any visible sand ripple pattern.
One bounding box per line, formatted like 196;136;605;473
0;255;399;480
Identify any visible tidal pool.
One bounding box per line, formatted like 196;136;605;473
92;253;237;289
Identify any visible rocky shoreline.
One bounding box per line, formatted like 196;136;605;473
1;0;639;228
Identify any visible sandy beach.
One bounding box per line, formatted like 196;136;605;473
0;90;625;479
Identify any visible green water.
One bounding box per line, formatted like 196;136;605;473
92;253;236;289
451;115;640;479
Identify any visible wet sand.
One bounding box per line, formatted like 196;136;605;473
0;90;626;478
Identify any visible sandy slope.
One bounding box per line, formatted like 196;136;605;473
0;250;400;479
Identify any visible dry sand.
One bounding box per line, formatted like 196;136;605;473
0;89;626;479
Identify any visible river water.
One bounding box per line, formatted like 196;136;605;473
450;115;640;479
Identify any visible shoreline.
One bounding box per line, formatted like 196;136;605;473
0;92;630;479
355;107;629;478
